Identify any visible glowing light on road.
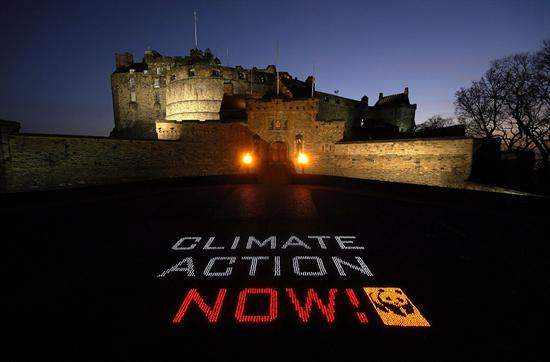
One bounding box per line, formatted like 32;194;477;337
297;153;309;165
242;152;253;165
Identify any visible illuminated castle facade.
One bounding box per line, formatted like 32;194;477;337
0;48;478;194
111;48;416;163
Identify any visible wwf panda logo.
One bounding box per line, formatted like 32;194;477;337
369;288;415;317
364;287;431;327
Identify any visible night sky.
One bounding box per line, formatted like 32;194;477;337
1;0;549;136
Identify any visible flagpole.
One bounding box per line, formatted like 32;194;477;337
193;12;198;49
276;41;280;97
312;63;315;98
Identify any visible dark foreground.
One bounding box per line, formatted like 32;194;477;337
3;175;549;361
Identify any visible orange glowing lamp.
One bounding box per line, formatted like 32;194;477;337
242;152;253;165
297;153;309;165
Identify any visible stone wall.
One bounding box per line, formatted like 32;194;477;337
316;93;367;140
1;123;254;192
0;120;474;192
156;120;183;140
316;138;474;187
368;105;416;133
166;76;225;121
111;68;167;139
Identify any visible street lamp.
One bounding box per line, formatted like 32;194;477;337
297;152;309;174
242;152;253;173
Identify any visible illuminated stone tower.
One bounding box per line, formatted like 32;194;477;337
165;49;224;121
110;48;277;139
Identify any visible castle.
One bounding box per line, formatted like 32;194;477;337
0;47;475;193
111;48;417;165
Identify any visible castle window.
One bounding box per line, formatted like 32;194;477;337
154;78;160;88
171;74;176;81
157;67;163;75
130;91;136;102
336;99;341;105
238;72;246;80
260;75;266;83
154;93;160;103
211;69;221;77
129;78;135;88
324;96;329;102
188;69;195;77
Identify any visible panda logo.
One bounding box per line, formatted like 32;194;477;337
369;288;415;317
364;287;431;327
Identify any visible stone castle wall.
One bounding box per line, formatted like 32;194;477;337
111;69;167;138
318;138;475;187
1;123;254;192
370;106;416;132
0;119;474;192
166;76;225;121
316;94;366;139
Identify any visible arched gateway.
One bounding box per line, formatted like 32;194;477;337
269;141;288;163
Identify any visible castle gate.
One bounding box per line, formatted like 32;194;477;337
269;141;288;163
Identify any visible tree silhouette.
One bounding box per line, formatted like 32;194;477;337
415;115;455;131
455;40;550;169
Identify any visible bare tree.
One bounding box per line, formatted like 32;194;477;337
535;40;550;105
499;118;531;151
455;41;550;166
416;114;455;131
495;52;549;165
533;40;550;167
455;68;506;140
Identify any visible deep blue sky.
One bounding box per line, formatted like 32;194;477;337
1;0;549;136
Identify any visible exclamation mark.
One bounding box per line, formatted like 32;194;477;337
346;288;368;324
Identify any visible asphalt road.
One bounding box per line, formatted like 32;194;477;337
3;176;549;361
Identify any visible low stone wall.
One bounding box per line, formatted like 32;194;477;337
314;138;474;187
0;120;474;192
1;122;254;192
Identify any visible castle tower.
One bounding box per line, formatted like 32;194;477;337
165;49;224;121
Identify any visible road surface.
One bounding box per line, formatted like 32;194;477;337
3;176;548;361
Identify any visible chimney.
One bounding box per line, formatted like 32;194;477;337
404;87;409;96
379;92;383;100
